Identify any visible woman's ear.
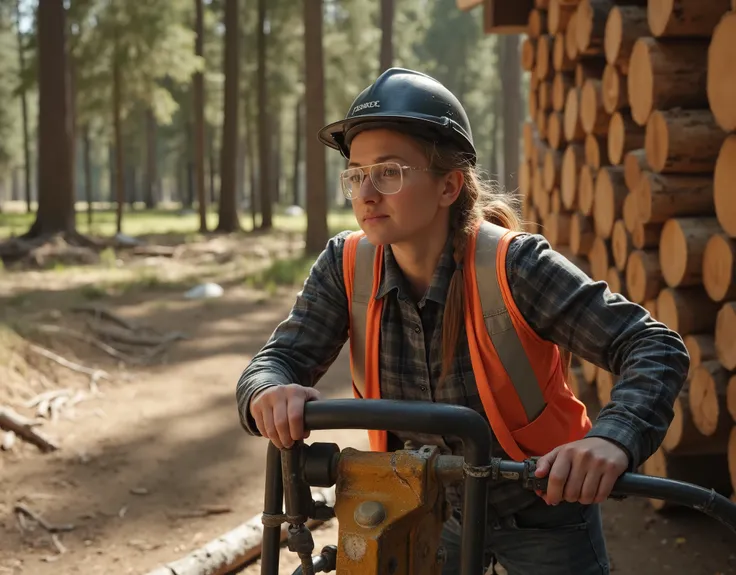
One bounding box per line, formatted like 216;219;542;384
439;170;465;207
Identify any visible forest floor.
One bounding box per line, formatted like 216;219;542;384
0;208;734;575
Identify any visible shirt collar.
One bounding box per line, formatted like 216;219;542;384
375;235;456;306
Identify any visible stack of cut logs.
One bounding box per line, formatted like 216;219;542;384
520;0;736;507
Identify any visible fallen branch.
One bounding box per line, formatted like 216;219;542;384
0;406;59;452
30;324;139;364
24;388;88;421
14;503;75;533
167;505;233;520
71;304;139;332
28;343;110;383
145;487;336;575
87;321;188;347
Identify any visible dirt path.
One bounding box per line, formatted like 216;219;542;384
0;263;735;574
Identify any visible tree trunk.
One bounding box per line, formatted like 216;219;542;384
15;0;31;214
210;125;218;205
83;124;92;228
194;0;207;232
292;98;302;206
216;0;241;232
379;0;394;73
257;0;272;229
245;95;258;230
271;112;281;205
144;110;157;209
113;30;125;234
501;35;521;191
304;0;329;254
26;0;75;238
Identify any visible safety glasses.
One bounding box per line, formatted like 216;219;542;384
339;161;433;200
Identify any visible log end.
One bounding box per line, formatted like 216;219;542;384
625;250;648;304
608;112;625;166
655;287;678;332
561;144;579;209
659;219;687;288
563;87;580;142
689;363;721;437
703;233;735;302
580;79;598;135
644;110;669;174
522;37;536;71
714;135;736;237
628;39;654;126
604;6;622;66
647;0;674;38
707;12;736;132
602;64;621;115
662;395;685;452
612;219;630;271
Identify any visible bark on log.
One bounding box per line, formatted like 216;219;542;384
689;361;734;444
636;171;714;224
547;111;564;150
549;0;577;34
625;249;663;303
716;302;736;370
561;143;585;209
608;111;646;166
545;212;572;247
644;109;726;174
576;0;612;55
604;5;649;73
611;219;631;271
643;447;733;511
707;12;736;132
574;58;607;88
703;233;736;302
648;0;731;38
580;79;610;136
644;298;658;318
593;166;628;239
544;148;564;191
529;9;548;38
627;37;710;126
563;87;586;142
578;164;596;216
684;334;717;377
606;266;626;296
623;148;648;192
659;217;721;288
601;63;628;114
714;135;736;238
656;286;720;335
662;384;725;455
585;134;609;169
145;488;336;575
570;212;596;255
553;72;575;111
631;220;663;250
522;37;537;71
588;235;613;281
553;33;576;72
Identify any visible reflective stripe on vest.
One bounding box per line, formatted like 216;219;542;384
349;222;546;420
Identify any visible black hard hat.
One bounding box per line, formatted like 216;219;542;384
317;67;476;165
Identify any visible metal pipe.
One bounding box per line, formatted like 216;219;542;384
500;459;736;536
303;399;492;575
261;442;284;575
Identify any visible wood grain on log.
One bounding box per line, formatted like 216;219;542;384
631;220;663;250
659;217;721;288
536;35;554;79
714;135;736;238
578;164;596;216
570;212;596;255
547;111;564;150
604;5;649;73
544;148;564;191
703;233;736;302
545;212;572;247
707;12;736;132
563;87;586;142
585;134;609;169
656;286;719;335
625;249;663;303
623;148;648;192
540;81;552;111
645;109;725;174
637;171;714;224
623;191;640;233
522;37;537;71
648;0;730;38
612;219;631;270
565;10;580;59
576;0;612;55
601;63;628;114
715;302;736;370
549;0;577;34
580;78;610;135
606;266;626;296
627;37;709;126
561;143;585;209
588;235;613;281
608;111;646;166
684;334;717;376
529;9;548;38
593;166;628;239
689;361;734;443
662;385;724;455
553;72;575;111
553;33;576;72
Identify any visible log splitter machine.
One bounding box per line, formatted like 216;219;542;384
258;399;736;575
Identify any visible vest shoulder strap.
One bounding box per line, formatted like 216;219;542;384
346;233;376;398
475;221;546;420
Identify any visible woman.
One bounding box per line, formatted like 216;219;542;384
236;68;689;574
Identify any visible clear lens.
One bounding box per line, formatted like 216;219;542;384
340;161;404;199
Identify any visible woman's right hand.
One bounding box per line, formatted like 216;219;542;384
250;384;321;449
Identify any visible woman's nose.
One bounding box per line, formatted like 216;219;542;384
358;175;380;201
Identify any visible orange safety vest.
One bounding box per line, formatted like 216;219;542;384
342;221;592;461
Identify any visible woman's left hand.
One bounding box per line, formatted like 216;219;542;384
533;437;629;506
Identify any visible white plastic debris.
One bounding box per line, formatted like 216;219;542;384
114;233;142;246
284;205;304;217
184;283;224;299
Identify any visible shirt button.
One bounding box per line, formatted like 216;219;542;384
419;385;428;392
414;326;421;333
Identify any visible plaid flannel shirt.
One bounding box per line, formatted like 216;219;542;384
236;228;689;519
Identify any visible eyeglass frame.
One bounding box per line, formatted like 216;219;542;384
339;160;441;200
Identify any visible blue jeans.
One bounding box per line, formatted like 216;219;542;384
440;498;610;574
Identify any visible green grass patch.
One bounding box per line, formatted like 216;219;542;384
244;255;317;295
